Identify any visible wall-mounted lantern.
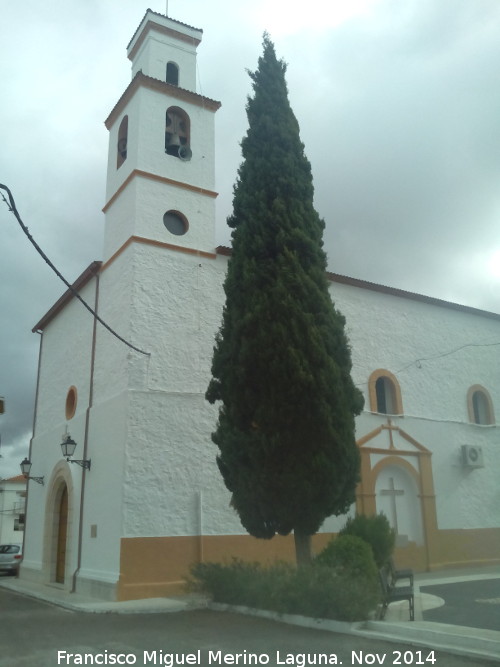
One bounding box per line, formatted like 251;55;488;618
60;434;91;470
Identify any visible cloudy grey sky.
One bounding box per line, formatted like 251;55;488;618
1;0;499;478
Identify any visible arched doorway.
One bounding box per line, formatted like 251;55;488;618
42;464;73;587
55;485;68;583
356;420;438;570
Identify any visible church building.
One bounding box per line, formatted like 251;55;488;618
20;9;499;601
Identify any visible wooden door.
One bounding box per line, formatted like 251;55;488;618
55;486;68;583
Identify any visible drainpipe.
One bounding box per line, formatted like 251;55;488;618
198;490;204;563
71;273;99;593
21;331;44;574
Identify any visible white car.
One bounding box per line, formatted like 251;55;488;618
0;544;22;575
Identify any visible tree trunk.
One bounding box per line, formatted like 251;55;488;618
294;531;312;567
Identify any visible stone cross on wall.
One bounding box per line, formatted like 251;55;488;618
381;476;404;534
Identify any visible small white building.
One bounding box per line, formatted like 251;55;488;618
21;10;500;601
0;475;26;545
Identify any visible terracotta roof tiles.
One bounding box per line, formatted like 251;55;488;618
127;9;202;50
1;475;26;484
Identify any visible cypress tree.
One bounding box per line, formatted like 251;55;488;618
206;35;364;564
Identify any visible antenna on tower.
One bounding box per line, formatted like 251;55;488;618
166;1;169;16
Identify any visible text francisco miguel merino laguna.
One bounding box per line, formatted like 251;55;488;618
57;649;437;665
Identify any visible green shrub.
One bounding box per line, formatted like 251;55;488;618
188;559;265;606
315;534;378;581
188;556;379;622
283;563;379;622
338;513;396;568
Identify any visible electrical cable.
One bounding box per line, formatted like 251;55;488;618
0;183;150;356
352;336;500;388
394;340;500;375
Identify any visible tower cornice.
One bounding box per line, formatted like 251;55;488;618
128;16;202;62
102;169;218;214
105;72;221;130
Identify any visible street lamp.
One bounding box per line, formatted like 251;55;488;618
60;434;91;470
20;458;44;485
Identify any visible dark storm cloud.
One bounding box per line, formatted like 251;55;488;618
291;0;500;305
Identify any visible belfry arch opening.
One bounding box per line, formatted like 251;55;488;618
165;107;191;160
166;62;179;85
117;115;128;169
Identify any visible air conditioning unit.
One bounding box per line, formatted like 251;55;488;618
461;444;484;468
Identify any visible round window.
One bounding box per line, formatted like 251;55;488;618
163;210;188;236
65;386;77;420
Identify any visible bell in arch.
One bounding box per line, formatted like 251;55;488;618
168;133;181;147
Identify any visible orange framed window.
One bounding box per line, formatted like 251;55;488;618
368;369;403;415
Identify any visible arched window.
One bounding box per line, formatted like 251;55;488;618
166;62;179;86
368;369;403;415
165;107;191;159
117;115;128;169
467;385;495;425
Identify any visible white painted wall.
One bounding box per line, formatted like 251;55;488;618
32;279;97;438
23;278;98;580
109;240;500;542
76;392;128;592
336;282;500;422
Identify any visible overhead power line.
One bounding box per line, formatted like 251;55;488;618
0;183;150;356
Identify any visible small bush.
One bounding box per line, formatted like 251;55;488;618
338;513;395;568
188;557;379;622
315;534;378;581
283;563;379;621
188;559;266;607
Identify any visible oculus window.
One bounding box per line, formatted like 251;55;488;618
163;210;188;236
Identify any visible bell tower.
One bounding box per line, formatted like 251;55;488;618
102;10;221;262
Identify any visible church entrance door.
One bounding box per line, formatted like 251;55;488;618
55;485;68;583
375;464;424;546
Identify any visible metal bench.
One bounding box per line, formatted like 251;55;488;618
389;557;414;587
378;567;414;621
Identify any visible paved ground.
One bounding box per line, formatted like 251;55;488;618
0;585;494;667
1;566;499;666
421;578;500;632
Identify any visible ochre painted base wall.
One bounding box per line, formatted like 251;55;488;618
429;527;500;571
117;533;334;601
117;528;500;601
393;542;428;571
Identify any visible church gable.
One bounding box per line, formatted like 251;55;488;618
357;420;430;455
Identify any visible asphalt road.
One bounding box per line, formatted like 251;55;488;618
421;578;500;632
0;587;496;667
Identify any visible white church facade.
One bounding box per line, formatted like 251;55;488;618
20;10;499;601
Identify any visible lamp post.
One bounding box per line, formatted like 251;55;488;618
60;435;91;470
20;458;44;485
